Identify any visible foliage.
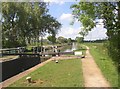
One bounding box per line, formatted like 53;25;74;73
56;36;68;44
2;2;61;48
79;28;88;39
71;2;95;36
75;37;84;43
71;1;120;65
47;35;56;44
67;38;72;43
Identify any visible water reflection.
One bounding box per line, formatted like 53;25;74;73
64;43;77;52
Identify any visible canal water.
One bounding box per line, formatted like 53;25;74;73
63;43;78;52
44;43;78;53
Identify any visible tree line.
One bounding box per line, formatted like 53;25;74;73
47;36;74;45
2;2;61;48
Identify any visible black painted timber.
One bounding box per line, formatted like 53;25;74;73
40;52;74;55
1;54;41;82
3;52;74;56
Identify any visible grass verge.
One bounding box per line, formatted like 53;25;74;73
9;59;84;87
84;42;118;87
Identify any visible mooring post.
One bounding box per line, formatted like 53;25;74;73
26;76;32;83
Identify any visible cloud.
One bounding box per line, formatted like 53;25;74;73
45;25;107;40
96;19;104;28
43;0;65;5
43;0;76;4
58;13;81;27
56;13;82;39
59;13;73;21
96;23;104;28
57;27;80;39
84;27;107;41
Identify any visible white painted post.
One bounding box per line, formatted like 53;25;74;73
74;51;83;56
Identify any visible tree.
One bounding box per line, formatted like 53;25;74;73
71;1;120;65
71;2;95;34
67;38;72;43
2;2;61;48
79;27;88;40
56;36;68;44
47;35;56;44
75;37;84;43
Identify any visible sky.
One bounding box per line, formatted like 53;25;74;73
44;0;108;41
0;0;108;41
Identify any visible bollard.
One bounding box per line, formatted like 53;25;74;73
26;76;32;83
55;60;58;63
81;55;85;58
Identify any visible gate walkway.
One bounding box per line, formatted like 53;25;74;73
2;51;74;56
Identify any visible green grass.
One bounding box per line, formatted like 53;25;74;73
84;42;118;87
9;59;84;87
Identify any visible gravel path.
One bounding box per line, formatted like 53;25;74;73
81;46;111;87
